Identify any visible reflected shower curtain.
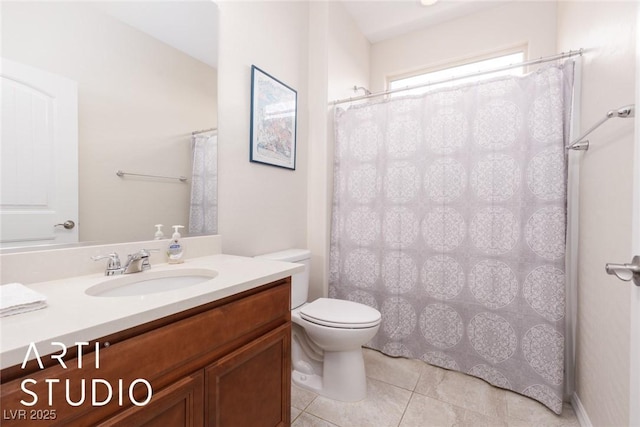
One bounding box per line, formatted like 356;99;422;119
189;132;218;235
329;63;574;414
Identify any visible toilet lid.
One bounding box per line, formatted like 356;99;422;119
299;298;381;329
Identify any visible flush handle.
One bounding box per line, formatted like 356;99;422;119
54;220;75;230
605;256;640;286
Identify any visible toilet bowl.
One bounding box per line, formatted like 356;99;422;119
256;249;381;402
291;298;381;401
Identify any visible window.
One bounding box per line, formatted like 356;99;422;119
388;50;525;97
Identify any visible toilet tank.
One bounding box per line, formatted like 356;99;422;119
255;249;310;309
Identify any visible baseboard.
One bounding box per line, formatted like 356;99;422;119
572;392;593;427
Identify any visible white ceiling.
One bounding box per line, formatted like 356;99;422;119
341;0;509;43
92;1;508;69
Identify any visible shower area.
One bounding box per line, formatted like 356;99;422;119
329;57;578;414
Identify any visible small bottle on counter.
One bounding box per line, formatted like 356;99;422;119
167;225;185;264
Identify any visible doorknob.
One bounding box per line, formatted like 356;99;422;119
605;255;640;286
54;220;76;230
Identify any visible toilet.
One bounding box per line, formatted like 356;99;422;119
256;249;381;402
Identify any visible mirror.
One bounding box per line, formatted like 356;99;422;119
1;1;218;251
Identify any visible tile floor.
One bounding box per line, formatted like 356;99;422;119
291;348;580;427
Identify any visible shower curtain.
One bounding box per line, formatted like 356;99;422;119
189;132;218;235
329;63;574;414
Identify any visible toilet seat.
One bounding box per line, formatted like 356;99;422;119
299;298;381;329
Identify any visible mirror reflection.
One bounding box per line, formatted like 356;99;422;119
1;1;218;250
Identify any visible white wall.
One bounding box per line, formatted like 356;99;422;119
216;0;369;302
306;1;371;300
217;1;309;257
370;1;557;93
557;3;637;426
629;5;640;426
307;1;331;301
2;2;218;243
327;2;371;102
632;9;640;427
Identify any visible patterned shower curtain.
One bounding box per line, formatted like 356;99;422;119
189;132;218;235
329;63;574;414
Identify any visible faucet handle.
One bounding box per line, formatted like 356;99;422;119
138;248;160;256
91;252;121;266
126;248;159;260
130;248;159;260
91;253;122;275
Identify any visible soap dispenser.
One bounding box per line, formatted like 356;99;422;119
154;224;165;240
167;225;185;264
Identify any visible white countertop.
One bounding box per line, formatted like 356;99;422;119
0;254;303;370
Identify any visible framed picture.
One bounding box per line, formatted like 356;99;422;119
250;65;297;170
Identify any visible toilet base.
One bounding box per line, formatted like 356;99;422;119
292;348;367;402
292;370;323;394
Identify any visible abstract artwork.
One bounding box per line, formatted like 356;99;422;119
250;65;297;170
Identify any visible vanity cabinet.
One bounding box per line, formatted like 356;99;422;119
98;371;205;426
0;279;291;427
205;324;290;426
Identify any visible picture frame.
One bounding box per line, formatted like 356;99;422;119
250;65;297;170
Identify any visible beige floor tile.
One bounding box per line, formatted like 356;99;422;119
460;409;509;427
306;378;412;427
399;392;509;427
506;394;580;427
363;348;424;391
292;383;319;411
292;412;340;427
413;361;447;397
292;406;303;423
399;393;465;427
559;403;581;426
418;369;508;419
507;414;580;427
292;352;580;427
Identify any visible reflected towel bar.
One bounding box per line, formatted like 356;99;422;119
191;127;217;136
116;170;188;183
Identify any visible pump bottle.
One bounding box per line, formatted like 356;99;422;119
167;225;185;264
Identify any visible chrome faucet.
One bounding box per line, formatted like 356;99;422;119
123;249;154;274
92;249;157;276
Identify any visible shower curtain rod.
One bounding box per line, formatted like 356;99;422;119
331;49;583;106
191;127;217;136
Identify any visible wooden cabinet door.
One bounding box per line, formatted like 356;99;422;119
97;372;204;427
205;324;291;427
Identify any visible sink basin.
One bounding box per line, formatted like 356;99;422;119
86;268;218;297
